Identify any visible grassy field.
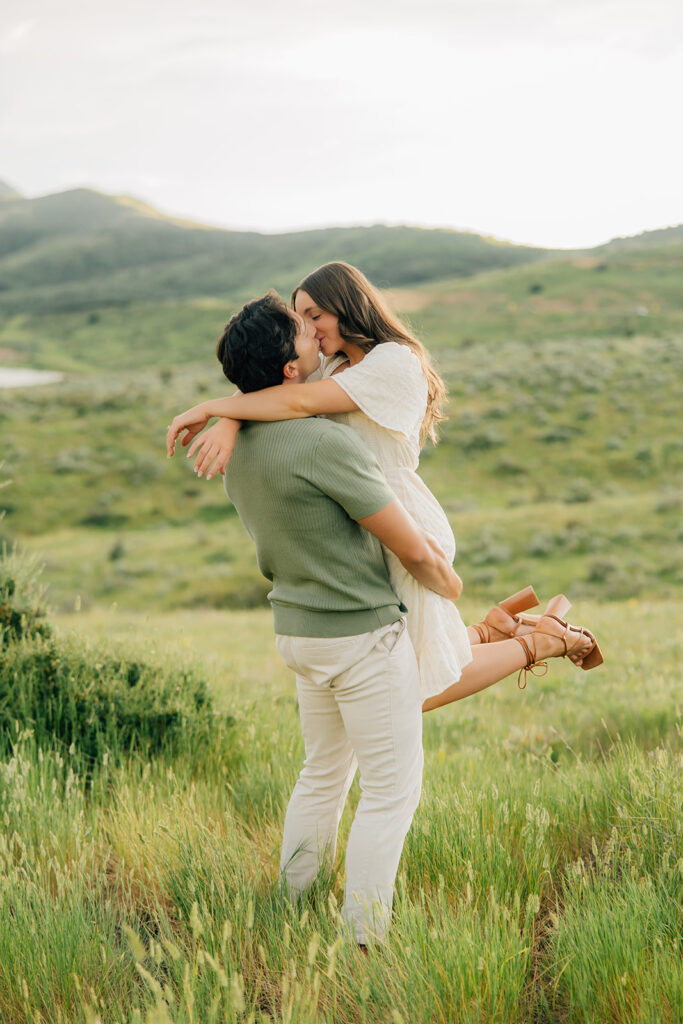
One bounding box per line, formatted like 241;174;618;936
1;222;681;1021
0;594;680;1024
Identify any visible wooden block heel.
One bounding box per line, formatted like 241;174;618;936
580;641;604;671
498;586;539;616
515;594;572;629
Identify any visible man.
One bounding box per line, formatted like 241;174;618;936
213;291;461;944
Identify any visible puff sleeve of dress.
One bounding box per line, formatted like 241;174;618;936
330;342;428;441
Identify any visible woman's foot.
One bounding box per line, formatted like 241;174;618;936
514;613;603;688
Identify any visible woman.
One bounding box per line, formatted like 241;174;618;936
167;263;602;708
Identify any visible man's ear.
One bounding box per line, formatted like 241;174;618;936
283;360;300;381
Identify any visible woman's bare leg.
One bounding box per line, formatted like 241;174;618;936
422;622;595;713
422;638;526;711
467;625;484;645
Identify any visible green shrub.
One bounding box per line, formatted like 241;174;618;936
0;634;232;764
655;491;682;513
0;547;232;765
527;532;555;558
495;456;525;475
587;558;619;583
0;546;51;644
564;478;592;503
463;427;505;451
540;425;578;444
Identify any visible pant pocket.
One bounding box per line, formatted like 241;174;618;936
274;635;300;674
376;617;407;655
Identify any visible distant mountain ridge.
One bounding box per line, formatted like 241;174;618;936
0;184;549;313
0;181;680;315
0;180;22;203
599;224;683;250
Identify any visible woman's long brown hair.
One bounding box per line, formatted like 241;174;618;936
292;262;447;445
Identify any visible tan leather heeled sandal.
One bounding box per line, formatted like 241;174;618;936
514;612;604;688
471;588;572;644
470;586;539;644
512;593;573;633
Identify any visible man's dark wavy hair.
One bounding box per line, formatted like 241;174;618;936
216;291;297;393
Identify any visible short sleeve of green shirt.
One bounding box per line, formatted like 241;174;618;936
310;424;396;521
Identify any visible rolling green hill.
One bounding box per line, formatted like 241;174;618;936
1;235;681;613
0;184;548;315
599;223;683;251
0;181;680;379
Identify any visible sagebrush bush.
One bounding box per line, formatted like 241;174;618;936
0;547;233;765
0;546;51;645
0;635;231;764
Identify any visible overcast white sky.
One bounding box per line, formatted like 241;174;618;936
1;0;682;247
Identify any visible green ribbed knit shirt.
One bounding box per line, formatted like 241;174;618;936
224;417;405;637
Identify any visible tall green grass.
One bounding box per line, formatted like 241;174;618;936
0;589;679;1023
0;720;679;1022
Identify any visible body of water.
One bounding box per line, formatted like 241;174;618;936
0;368;64;389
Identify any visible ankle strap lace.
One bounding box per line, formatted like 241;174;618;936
514;635;549;690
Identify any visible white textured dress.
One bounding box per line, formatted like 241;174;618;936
316;342;472;702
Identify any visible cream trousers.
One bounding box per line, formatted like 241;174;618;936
275;618;423;943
